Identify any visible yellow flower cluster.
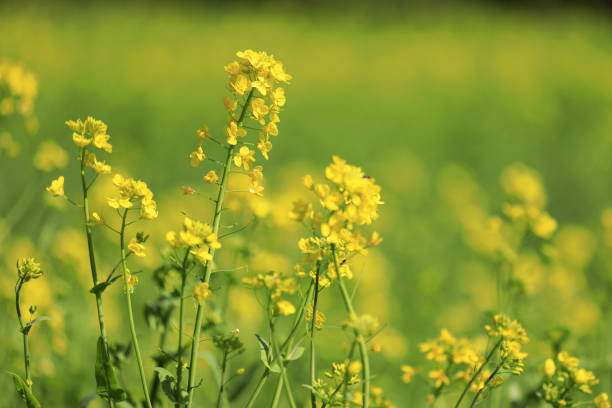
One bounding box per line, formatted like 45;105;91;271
107;174;158;219
501;163;557;239
310;361;360;406
539;351;604;406
193;282;212;304
242;270;297;316
165;217;221;263
224;49;291;149
46;176;65;197
485;313;529;375
66;117;114;175
0;60;38;118
294;157;383;284
16;257;43;282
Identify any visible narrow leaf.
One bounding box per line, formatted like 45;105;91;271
95;337;127;401
9;372;42;408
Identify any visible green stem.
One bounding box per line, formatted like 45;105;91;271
469;361;503;408
270;375;284;408
176;250;189;408
331;245;370;408
79;149;115;408
270;319;297;408
453;339;502;408
309;261;322;408
119;208;153;408
245;283;313;408
15;280;32;388
342;340;358;406
150;320;172;406
215;351;229;408
185;88;255;408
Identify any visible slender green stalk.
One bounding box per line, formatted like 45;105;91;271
309;261;322;408
331;245;370;408
79;149;115;408
342;340;357;406
469;361;503;408
453;338;502;408
150;319;172;406
245;282;313;408
215;351;229;408
270;376;284;408
176;249;190;408
269;319;297;408
15;280;31;388
119;208;153;408
185;88;255;408
244;370;270;408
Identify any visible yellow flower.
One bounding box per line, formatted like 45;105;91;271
229;74;251;95
401;365;416;383
72;132;91;147
193;282;211;304
33;140;68;172
257;136;272;160
271;87;286;107
203;170;219;184
196;125;211;142
91;212;103;225
223;96;238;112
276;300;296;316
225;121;246;145
249;183;264;197
126;272;139;292
248;166;264;184
250;98;269;122
16;257;43;281
428;369;449;388
90;158;112;174
543;359;556;377
107;197;133;209
532;212;557;238
233;146;256;170
189;146;206;167
128;238;146;257
46;176;65;196
594;393;610;408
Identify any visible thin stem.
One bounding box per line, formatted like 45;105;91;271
469;361;504;408
186;88;255;408
119;208;153;408
309;261;322;408
270;319;297;408
331;245;370;408
453;338;502;408
342;340;358;406
175;250;189;408
79;149;115;408
244;370;269;408
270;375;284;408
215;351;229;408
15;281;32;388
150;317;173;407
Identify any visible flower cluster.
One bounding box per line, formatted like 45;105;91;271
538;351;605;407
485;313;529;375
293;157;383;284
0;60;37;118
501;163;557;239
188;50;291;198
309;361;360;406
16;257;43;282
66;117;113;174
107;174;158;219
242;270;297;315
165;217;221;264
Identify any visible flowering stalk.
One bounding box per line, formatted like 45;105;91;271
119;208;153;408
244;282;313;408
309;261;322;408
15;278;32;387
215;348;229;408
469;360;504;407
453;338;502;408
185;88;255;407
331;245;371;408
79;147;115;408
175;249;190;408
269;317;297;408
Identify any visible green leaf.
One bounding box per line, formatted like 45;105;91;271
95;337;127;402
21;316;51;335
286;346;305;361
9;372;42;408
153;367;188;404
254;333;278;371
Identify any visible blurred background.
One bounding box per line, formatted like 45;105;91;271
1;1;612;406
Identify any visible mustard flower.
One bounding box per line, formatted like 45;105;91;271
46;176;65;197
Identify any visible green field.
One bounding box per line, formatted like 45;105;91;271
1;3;612;407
